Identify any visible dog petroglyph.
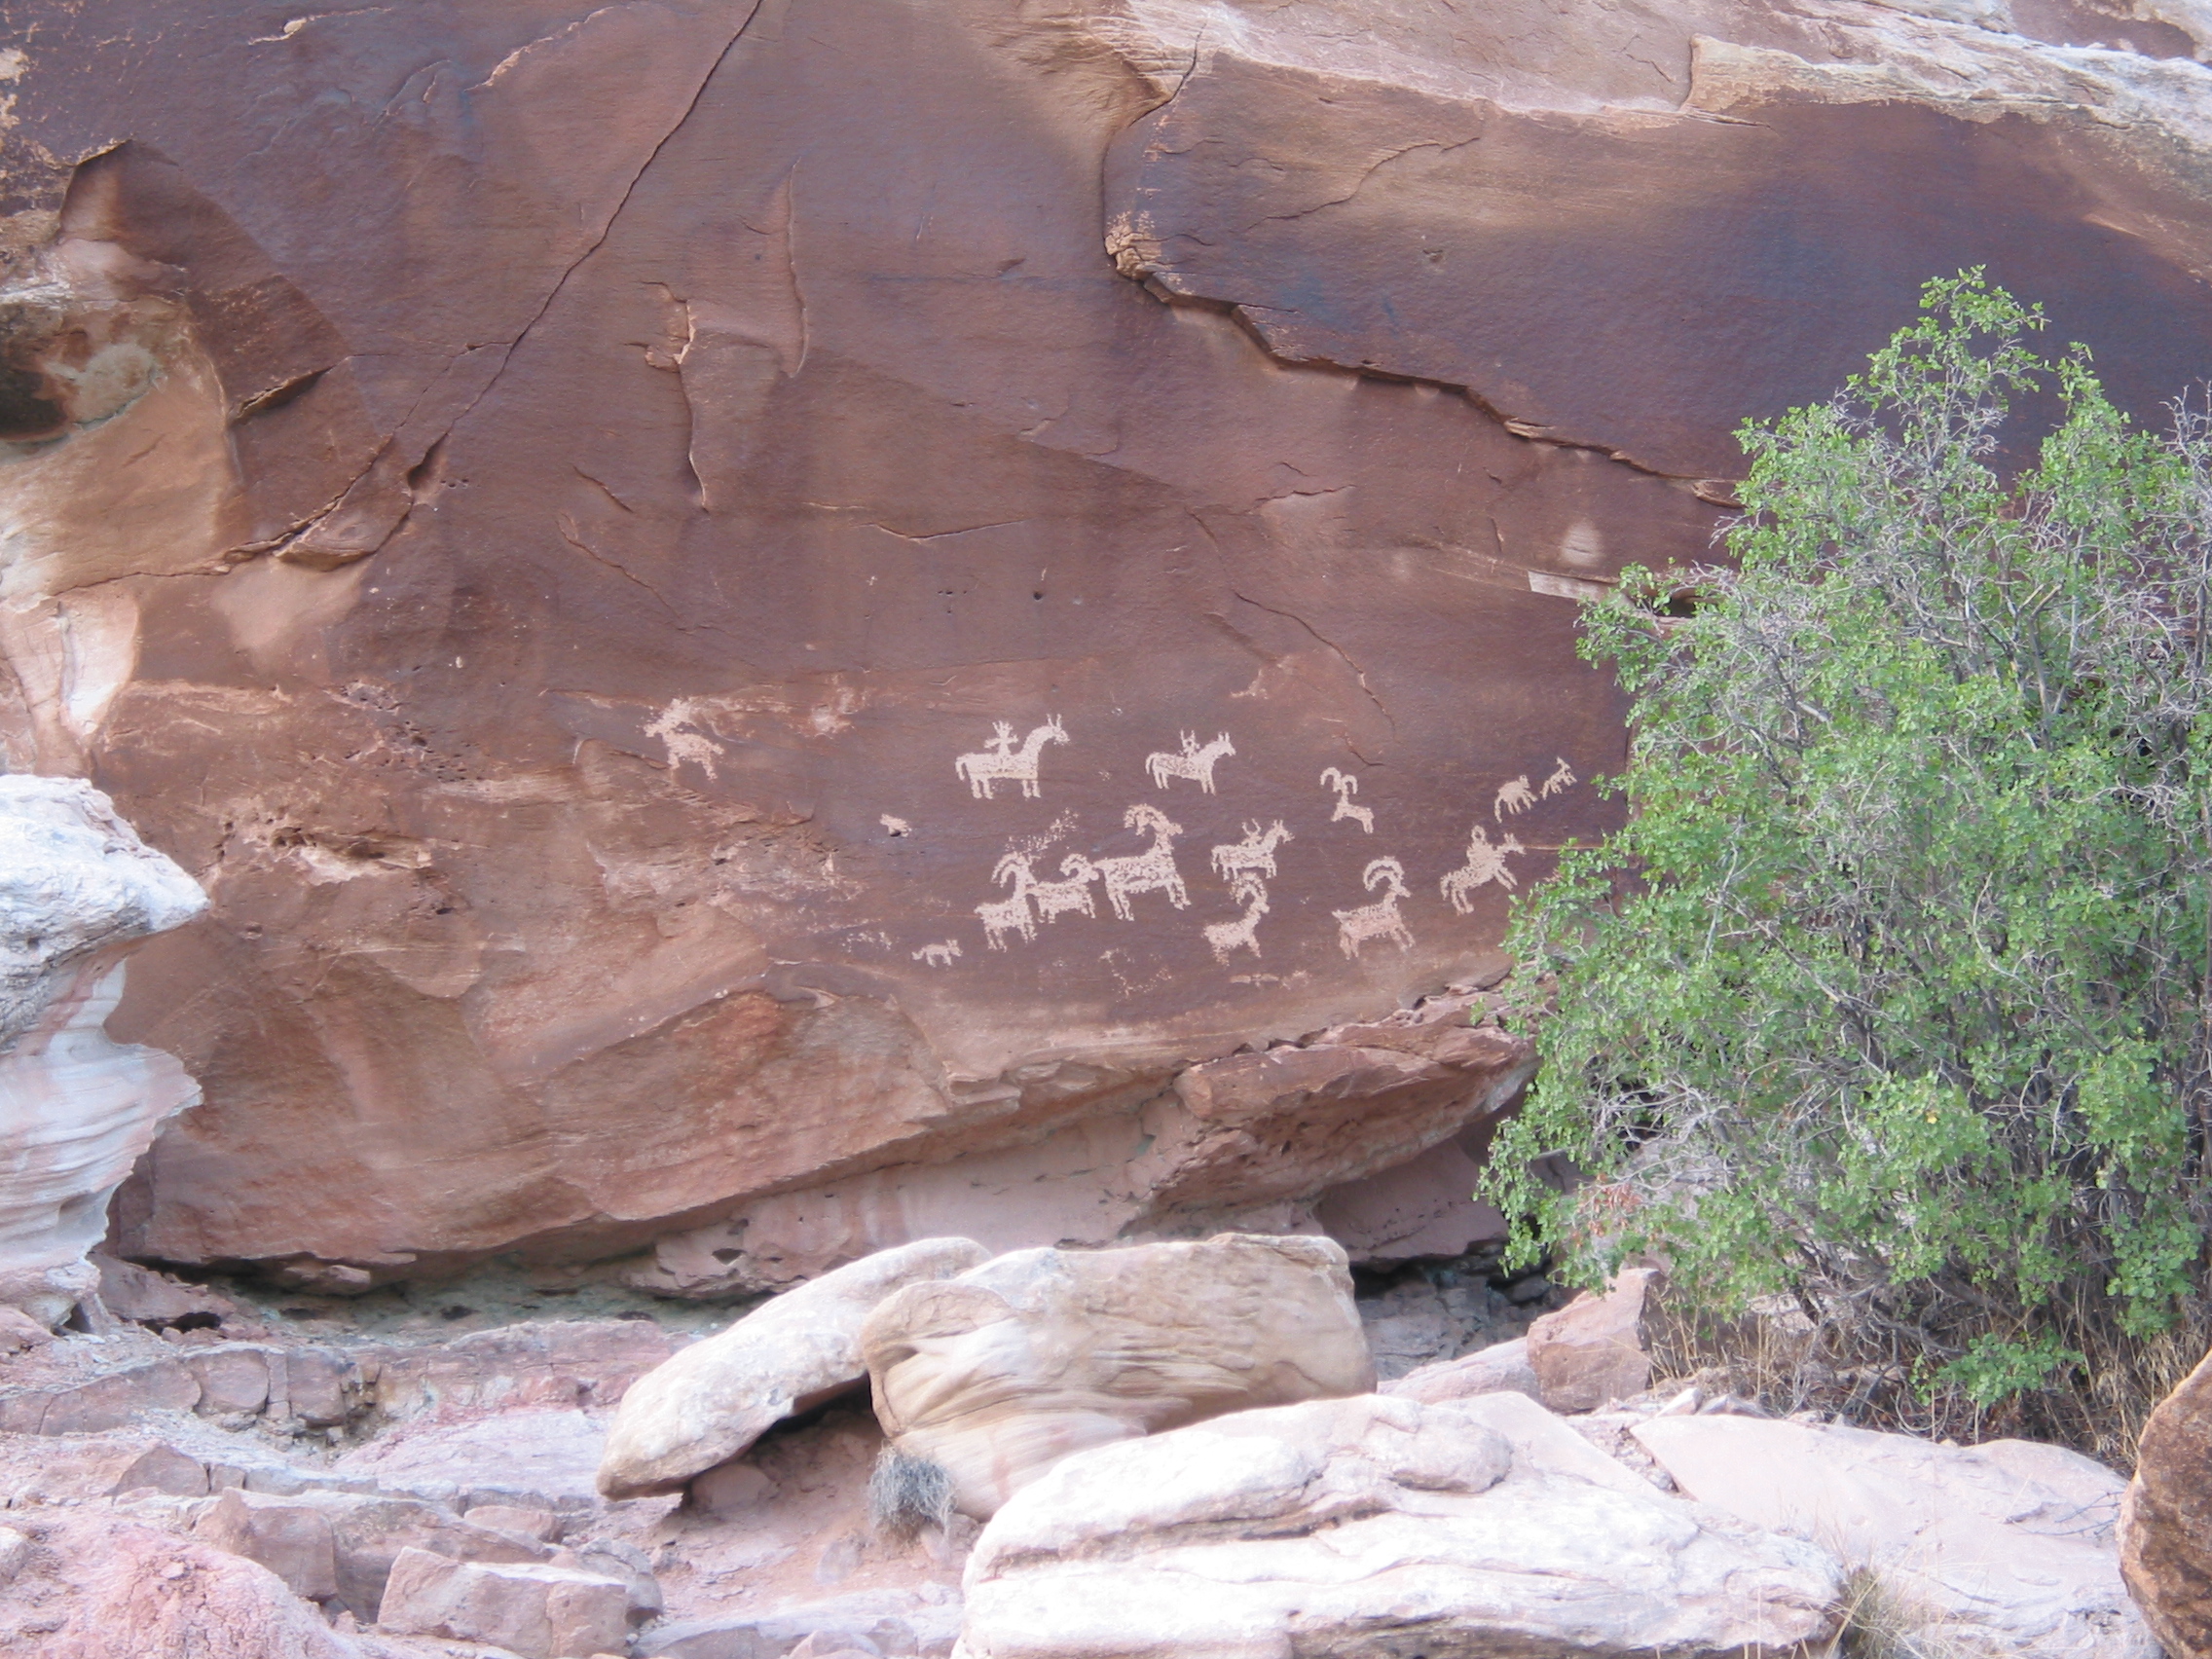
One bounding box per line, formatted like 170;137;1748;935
912;940;962;967
1494;774;1536;819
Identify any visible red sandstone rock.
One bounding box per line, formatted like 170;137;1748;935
1526;1269;1663;1414
377;1547;628;1659
2121;1342;2212;1657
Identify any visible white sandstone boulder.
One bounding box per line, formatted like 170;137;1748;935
955;1389;1845;1659
599;1235;991;1499
862;1233;1375;1520
1633;1414;2155;1659
0;775;205;1326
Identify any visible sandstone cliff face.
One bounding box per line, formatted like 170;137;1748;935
2;0;2209;1281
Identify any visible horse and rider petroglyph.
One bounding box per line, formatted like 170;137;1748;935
1147;731;1235;793
955;716;1068;799
1440;824;1525;913
1319;767;1374;832
1334;857;1415;959
1204;873;1270;964
1211;821;1293;882
1096;804;1189;920
1494;774;1537;819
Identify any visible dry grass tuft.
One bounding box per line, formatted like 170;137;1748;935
867;1445;954;1537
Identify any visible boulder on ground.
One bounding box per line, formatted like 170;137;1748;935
599;1237;990;1500
1638;1414;2153;1659
192;1488;339;1603
0;1511;357;1658
1383;1336;1539;1405
863;1234;1373;1520
2120;1342;2212;1658
377;1546;628;1659
1526;1268;1662;1413
956;1390;1844;1659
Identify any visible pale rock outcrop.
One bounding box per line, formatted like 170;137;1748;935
1383;1336;1540;1405
954;1390;1845;1659
600;1236;991;1500
863;1235;1373;1520
1636;1414;2155;1659
1527;1267;1664;1413
2120;1341;2212;1656
0;775;204;1325
377;1546;629;1659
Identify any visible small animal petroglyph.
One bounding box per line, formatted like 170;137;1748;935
1440;824;1525;914
1319;767;1374;833
1146;731;1235;794
1494;775;1537;819
976;853;1041;950
912;940;962;967
1539;757;1576;799
1095;803;1188;920
1204;873;1270;964
1211;820;1294;882
955;717;1069;799
882;815;913;837
1334;857;1415;959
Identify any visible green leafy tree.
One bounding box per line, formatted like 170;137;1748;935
1484;274;2212;1449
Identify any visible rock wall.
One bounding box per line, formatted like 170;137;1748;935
2;0;2211;1282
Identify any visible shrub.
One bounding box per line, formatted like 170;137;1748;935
1482;273;2212;1454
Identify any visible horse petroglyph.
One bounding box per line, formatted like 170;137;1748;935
1096;804;1189;920
1494;774;1536;819
1334;857;1415;959
1441;824;1525;913
1540;756;1576;798
955;716;1068;799
1146;731;1235;793
1319;767;1374;832
912;940;962;967
1204;873;1270;963
1211;820;1293;882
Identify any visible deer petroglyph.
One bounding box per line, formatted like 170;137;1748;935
1095;804;1188;920
1204;873;1271;963
1146;731;1235;793
1211;820;1293;882
954;717;1068;799
1319;767;1374;833
1440;824;1525;913
1334;857;1415;959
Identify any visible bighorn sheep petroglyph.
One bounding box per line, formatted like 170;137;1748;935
1029;854;1100;923
1440;824;1524;913
1204;873;1270;963
1319;767;1374;832
1334;857;1415;959
1095;804;1188;920
976;854;1040;949
954;716;1068;799
1146;731;1235;793
1211;820;1293;882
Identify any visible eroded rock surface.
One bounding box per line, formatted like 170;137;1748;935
956;1390;1845;1659
2121;1340;2212;1657
862;1235;1373;1518
0;776;205;1326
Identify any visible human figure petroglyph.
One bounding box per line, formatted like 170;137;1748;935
955;716;1069;799
1494;774;1536;819
912;940;962;967
1030;854;1100;924
1334;857;1415;959
1204;873;1270;964
1211;821;1294;882
1540;756;1576;799
1146;731;1235;794
1319;767;1374;833
1440;824;1525;914
1095;804;1188;920
976;854;1040;950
